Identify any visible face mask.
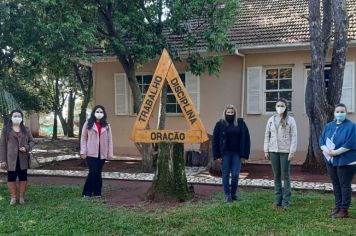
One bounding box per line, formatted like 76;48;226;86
335;113;346;122
276;107;286;114
12;117;22;125
95;112;104;120
225;115;235;123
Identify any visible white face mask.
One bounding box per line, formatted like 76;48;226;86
276;107;286;115
94;112;104;120
12;117;22;125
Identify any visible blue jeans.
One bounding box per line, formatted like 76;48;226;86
221;153;241;197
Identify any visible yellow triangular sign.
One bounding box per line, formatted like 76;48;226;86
130;49;209;143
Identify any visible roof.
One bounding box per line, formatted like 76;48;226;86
87;0;356;56
231;0;356;48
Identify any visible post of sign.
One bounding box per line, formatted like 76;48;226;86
130;49;208;144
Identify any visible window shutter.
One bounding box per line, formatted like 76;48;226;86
114;73;129;115
341;61;355;112
185;72;200;113
247;66;263;114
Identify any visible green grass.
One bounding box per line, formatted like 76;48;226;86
0;184;355;236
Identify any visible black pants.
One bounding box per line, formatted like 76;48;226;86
326;163;356;209
8;157;27;182
82;156;105;197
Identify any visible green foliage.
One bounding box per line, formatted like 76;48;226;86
85;0;239;74
0;184;355;235
0;0;97;113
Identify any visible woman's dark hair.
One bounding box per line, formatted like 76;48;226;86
276;98;288;128
87;105;108;130
335;103;347;112
5;109;27;135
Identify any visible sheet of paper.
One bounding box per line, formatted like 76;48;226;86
323;138;335;162
326;138;335;150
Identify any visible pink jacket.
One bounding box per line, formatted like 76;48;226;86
80;121;113;159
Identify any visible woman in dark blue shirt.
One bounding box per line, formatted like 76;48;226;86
213;104;251;203
320;103;356;218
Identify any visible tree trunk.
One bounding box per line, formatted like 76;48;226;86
303;0;348;173
146;142;193;202
67;90;76;137
328;0;348;107
52;77;59;140
57;110;68;136
75;65;93;141
157;81;167;130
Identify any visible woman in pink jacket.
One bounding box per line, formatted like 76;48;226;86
80;105;113;198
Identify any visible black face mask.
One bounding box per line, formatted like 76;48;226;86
225;114;235;123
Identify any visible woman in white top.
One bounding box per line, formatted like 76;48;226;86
264;99;297;209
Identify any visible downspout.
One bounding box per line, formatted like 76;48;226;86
235;49;245;118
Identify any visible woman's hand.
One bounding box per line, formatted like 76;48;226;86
241;158;248;164
264;153;269;160
19;146;27;153
80;154;87;159
288;153;294;161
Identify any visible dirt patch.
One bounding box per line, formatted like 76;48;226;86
8;175;221;209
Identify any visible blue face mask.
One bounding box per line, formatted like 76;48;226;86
335;113;346;122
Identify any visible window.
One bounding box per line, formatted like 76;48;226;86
305;62;355;112
264;67;293;112
136;74;186;114
115;72;200;115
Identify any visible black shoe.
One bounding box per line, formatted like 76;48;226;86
225;196;232;203
231;195;241;201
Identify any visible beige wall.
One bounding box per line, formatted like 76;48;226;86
92;55;243;156
243;48;356;162
92;48;356;162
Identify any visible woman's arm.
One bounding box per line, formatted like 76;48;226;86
263;118;271;154
80;122;88;156
108;124;114;159
0;129;7;162
289;117;298;155
25;128;35;152
212;121;221;160
241;121;251;159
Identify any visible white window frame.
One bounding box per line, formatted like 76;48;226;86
128;72;200;116
263;66;294;114
304;61;355;113
114;73;129;116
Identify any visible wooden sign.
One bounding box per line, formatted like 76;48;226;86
130;49;208;143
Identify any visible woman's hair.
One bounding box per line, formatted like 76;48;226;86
276;98;289;128
335;103;347;112
221;104;238;126
5;109;27;135
87;105;108;130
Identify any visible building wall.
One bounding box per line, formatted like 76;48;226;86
92;55;243;156
243;48;356;162
92;48;356;162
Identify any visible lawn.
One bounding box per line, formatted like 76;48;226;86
0;184;354;236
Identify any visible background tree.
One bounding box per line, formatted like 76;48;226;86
1;0;97;138
82;0;239;173
304;0;349;173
